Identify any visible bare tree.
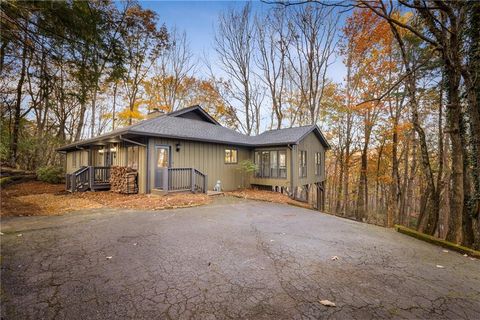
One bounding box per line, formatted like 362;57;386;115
286;4;338;125
255;8;290;129
214;3;258;135
151;29;196;111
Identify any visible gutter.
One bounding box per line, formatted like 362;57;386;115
119;135;146;147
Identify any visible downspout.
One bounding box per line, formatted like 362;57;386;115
146;139;150;194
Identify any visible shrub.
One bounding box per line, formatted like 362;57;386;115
36;166;64;184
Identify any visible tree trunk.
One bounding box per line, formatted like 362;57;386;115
445;63;464;244
91;87;97;138
356;142;368;221
112;82;117;130
10;35;28;167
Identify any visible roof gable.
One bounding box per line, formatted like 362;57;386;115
253;125;330;149
167;105;220;125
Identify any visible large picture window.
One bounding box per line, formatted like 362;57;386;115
254;150;287;179
299;150;307;178
225;148;238;164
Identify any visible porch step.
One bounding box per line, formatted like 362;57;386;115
207;190;224;197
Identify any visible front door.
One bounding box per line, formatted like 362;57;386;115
154;146;170;189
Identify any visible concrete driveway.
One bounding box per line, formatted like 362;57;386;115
1;197;479;319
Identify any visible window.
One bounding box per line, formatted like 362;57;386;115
299;150;307;178
127;146;139;170
315;152;321;175
254;149;287;179
225;148;238;164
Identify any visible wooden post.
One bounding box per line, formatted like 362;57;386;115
88;166;94;190
191;168;195;192
204;174;208;193
71;174;76;192
163;168;169;191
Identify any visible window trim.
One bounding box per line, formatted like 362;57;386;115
299;150;307;178
315;152;322;176
224;148;238;164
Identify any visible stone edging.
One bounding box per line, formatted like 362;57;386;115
395;224;480;258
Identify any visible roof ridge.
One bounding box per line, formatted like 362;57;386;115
259;124;316;134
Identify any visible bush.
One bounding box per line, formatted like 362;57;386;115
36;166;64;184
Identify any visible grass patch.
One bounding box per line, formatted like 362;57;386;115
395;224;480;258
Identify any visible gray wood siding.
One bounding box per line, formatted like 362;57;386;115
65;150;89;173
148;138;251;192
293;131;326;187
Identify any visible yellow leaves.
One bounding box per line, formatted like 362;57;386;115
117;108;144;121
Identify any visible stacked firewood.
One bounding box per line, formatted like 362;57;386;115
110;166;138;194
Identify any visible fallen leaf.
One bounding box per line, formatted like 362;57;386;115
320;300;336;307
331;256;339;261
17;234;23;237
0;232;4;235
106;256;113;260
436;265;444;269
463;254;468;257
442;250;449;253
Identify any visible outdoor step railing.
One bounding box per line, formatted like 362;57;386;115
168;167;207;193
66;166;111;192
66;166;89;192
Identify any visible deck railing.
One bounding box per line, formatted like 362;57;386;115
168;167;207;193
67;166;206;194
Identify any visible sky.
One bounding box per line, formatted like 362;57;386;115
139;0;347;83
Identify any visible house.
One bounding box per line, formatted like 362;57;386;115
57;105;330;209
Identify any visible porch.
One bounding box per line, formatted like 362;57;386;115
66;166;207;194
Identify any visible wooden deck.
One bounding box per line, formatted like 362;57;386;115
66;166;207;194
66;166;111;192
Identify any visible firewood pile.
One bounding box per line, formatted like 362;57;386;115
109;166;138;194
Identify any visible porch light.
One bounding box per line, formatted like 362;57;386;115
110;147;117;152
176;143;181;152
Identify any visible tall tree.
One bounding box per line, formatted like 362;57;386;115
120;4;169;125
215;3;258;135
286;4;338;125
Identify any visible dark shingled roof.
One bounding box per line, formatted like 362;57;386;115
57;106;330;151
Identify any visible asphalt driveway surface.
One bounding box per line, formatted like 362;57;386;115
1;197;479;320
